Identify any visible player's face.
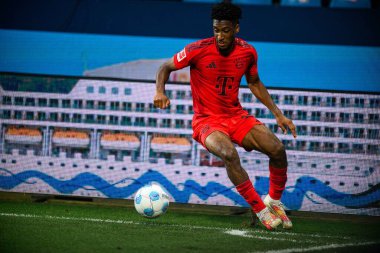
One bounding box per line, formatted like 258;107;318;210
213;20;239;52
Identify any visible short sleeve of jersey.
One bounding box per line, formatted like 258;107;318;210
246;47;258;77
173;43;199;70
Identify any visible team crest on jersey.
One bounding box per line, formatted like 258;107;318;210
177;48;187;62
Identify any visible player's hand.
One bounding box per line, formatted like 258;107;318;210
276;115;297;138
153;93;170;109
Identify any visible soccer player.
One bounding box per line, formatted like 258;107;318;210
153;2;296;230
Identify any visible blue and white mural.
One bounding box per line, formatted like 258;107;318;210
0;76;379;216
1;168;379;212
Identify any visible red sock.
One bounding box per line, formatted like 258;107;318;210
269;166;287;200
236;179;266;213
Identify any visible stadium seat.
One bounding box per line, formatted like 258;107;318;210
330;0;371;9
281;0;321;7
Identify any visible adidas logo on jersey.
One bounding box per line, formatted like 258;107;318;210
206;62;217;69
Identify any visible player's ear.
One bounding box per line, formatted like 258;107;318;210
235;23;240;34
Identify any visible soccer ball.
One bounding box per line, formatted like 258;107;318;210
134;184;170;218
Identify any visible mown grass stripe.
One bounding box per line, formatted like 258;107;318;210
0;212;353;241
252;241;378;253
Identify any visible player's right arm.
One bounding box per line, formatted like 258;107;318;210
155;42;200;108
154;58;177;109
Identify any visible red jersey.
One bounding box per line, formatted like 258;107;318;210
173;37;258;117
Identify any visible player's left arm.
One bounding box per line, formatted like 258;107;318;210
246;73;297;138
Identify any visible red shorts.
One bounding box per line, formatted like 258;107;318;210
192;112;263;150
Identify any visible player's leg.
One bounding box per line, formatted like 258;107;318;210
205;131;248;185
204;131;281;230
242;124;287;168
241;125;292;229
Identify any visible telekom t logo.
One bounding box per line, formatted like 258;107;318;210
216;76;234;96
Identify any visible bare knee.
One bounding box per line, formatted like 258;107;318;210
218;147;239;164
269;143;288;167
273;143;286;157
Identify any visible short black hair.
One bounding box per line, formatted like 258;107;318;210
211;2;242;24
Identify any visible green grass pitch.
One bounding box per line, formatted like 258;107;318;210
0;199;379;253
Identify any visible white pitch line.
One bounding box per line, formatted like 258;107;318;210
0;212;353;241
224;230;316;243
251;241;378;253
250;229;352;240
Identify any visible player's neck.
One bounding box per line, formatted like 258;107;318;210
217;40;235;56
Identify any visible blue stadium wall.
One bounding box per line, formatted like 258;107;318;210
1;0;380;46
